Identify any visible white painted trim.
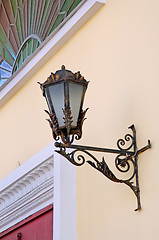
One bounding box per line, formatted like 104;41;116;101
0;143;54;232
0;143;54;191
0;142;77;240
0;0;105;108
53;152;77;240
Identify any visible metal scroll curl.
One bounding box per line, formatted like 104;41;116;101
117;133;134;151
115;153;131;172
55;124;151;211
114;154;138;196
55;146;123;182
55;145;137;191
55;148;86;166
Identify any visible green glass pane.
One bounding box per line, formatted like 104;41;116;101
27;39;32;56
60;0;73;12
22;44;27;60
18;10;24;41
14;65;17;72
33;39;38;52
30;0;34;31
43;0;49;12
4;42;15;59
3;50;14;65
49;15;64;34
17;0;22;8
37;41;40;48
31;1;37;32
38;0;51;34
16;18;22;45
17;53;22;67
15;64;18;71
0;26;7;43
67;0;82;15
41;0;49;23
49;0;82;34
10;0;17;17
0;45;3;57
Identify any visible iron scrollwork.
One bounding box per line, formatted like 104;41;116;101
55;125;151;211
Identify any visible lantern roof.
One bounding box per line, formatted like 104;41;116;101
41;65;88;86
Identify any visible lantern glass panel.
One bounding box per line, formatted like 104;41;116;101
45;83;65;128
69;82;84;127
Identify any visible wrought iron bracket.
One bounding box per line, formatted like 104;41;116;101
55;125;151;211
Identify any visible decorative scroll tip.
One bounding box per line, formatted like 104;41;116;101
37;81;43;88
128;124;135;130
134;207;141;212
44;109;50;115
148;139;151;148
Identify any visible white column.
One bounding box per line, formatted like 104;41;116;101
53;151;77;240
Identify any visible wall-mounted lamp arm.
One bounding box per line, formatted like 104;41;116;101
137;140;151;155
55;139;151;156
55;125;151;211
55;142;135;155
39;67;151;212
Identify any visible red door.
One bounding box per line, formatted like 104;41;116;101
0;205;53;240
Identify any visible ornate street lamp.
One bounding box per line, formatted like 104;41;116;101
38;65;89;144
39;66;151;211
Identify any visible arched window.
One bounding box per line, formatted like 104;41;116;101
0;0;83;86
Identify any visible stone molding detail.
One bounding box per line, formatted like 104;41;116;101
0;156;54;232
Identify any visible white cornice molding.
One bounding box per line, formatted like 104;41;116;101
0;143;78;239
0;143;54;233
0;0;106;108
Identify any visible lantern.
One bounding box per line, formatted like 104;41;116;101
39;65;89;144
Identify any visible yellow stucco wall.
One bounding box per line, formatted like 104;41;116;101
0;0;159;239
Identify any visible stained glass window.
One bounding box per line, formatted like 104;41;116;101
0;0;83;87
